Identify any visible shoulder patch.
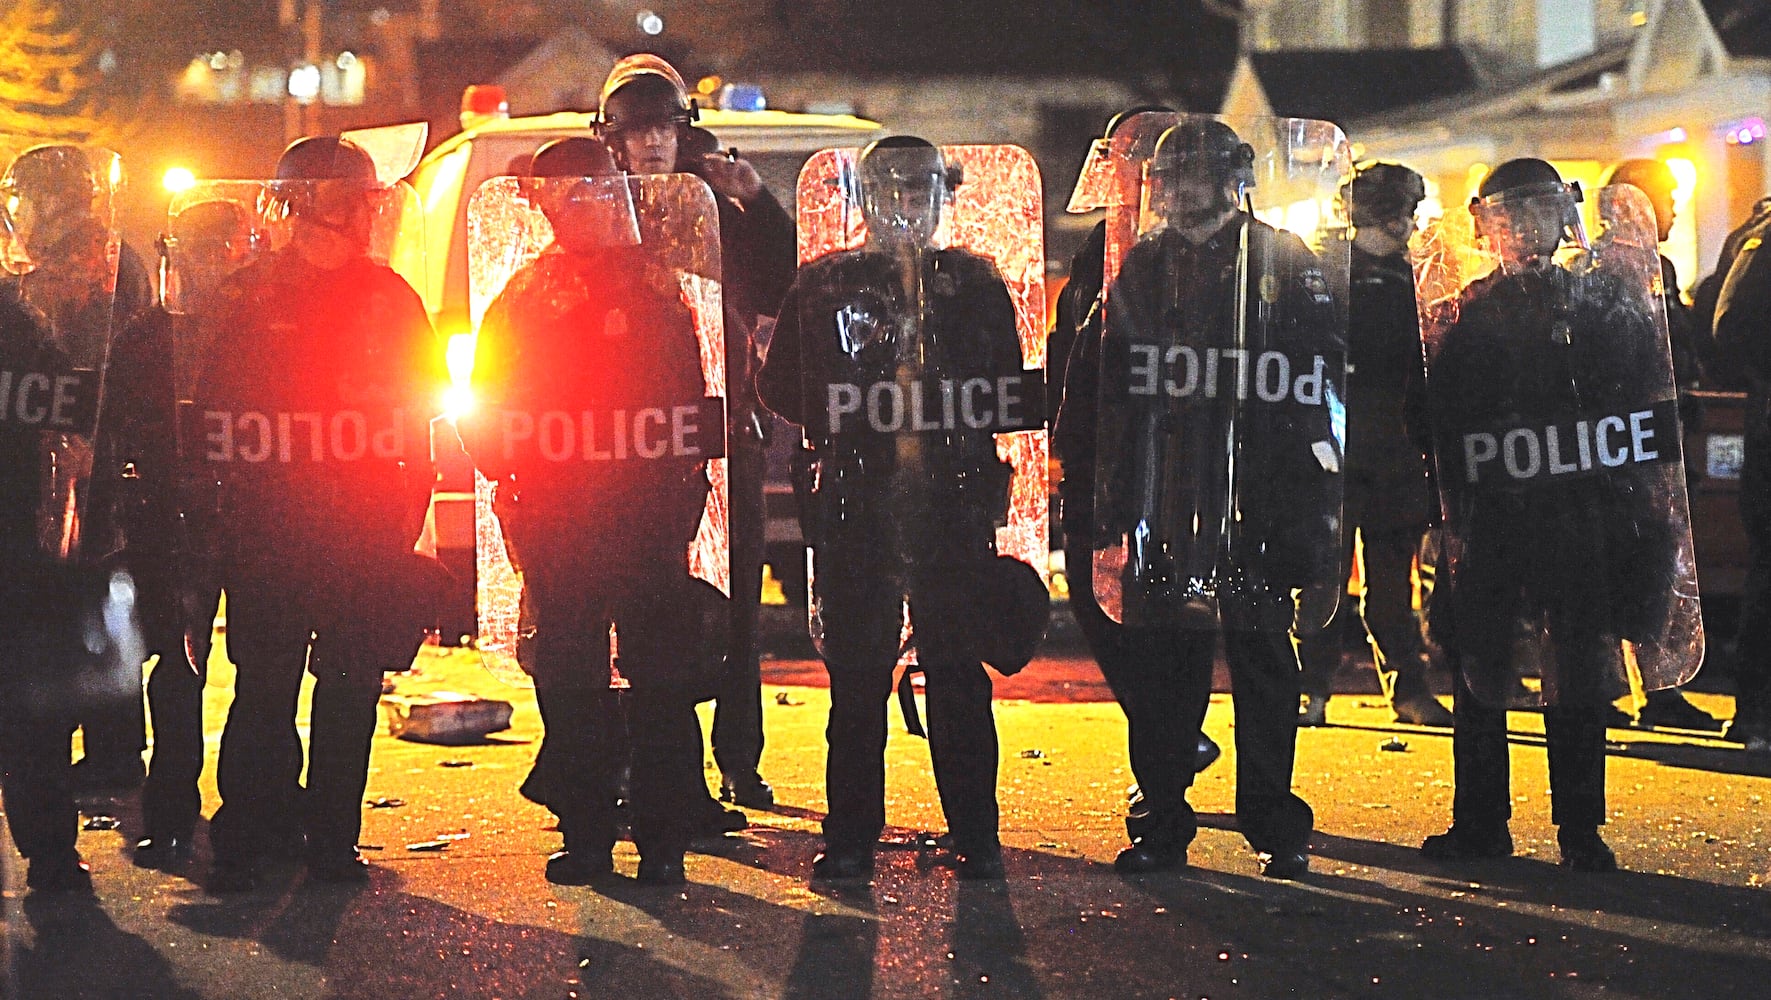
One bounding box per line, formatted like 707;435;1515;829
1300;269;1333;305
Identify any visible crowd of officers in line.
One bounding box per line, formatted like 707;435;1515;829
1;54;1765;898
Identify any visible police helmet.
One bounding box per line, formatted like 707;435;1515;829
1474;157;1579;206
162;199;258;312
595;53;697;135
529;137;620;178
2;144;98;206
528;137;639;252
858;136;962;192
1149;119;1255;187
1603;158;1675;198
1345;161;1425;224
275;136;376;183
168;199;255;264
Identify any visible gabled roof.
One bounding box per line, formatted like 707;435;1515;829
1242;48;1479;124
1705;0;1771;59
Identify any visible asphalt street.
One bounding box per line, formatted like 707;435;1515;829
3;629;1767;999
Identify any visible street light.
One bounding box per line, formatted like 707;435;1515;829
288;63;321;103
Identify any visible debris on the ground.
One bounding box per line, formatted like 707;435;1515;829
382;691;514;744
439;760;475;768
1379;737;1410;752
367;797;407;809
81;814;120;831
405;840;453;852
1019;748;1046;759
774;691;803;706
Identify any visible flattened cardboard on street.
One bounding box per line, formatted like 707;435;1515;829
380;690;513;744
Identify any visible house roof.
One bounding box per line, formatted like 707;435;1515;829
1245;48;1479;124
1705;0;1771;59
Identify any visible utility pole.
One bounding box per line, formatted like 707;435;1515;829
281;0;299;143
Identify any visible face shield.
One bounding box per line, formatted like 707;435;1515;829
1144;158;1244;237
857;149;953;248
533;176;642;256
160;200;259;314
1471;180;1586;267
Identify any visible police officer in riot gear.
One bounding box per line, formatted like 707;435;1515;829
1713;195;1771;753
597;54;797;819
1419;158;1684;871
1;143;157;794
1051;107;1222;797
199;137;444;890
0;141;141;890
1296;161;1452;728
1597;158;1722;732
0;286;95;891
119;200;258;864
758;137;1027;881
1084;119;1335;879
468;136;715;885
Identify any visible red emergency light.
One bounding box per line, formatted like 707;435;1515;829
460;85;510;128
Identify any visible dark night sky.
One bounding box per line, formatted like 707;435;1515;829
89;0;1242;109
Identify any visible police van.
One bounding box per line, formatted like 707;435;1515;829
406;87;883;630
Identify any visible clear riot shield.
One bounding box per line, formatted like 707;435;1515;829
465;173;727;687
1090;113;1352;632
0;138;143;707
1415;181;1702;707
792;143;1049;672
181;169;441;660
0;139;123;562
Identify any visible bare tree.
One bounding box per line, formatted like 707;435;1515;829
0;0;107;140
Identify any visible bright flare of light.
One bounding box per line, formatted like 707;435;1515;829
1665;157;1699;295
443;385;475;419
162;166;197;195
1666;158;1697;201
444;331;476;419
637;10;664;34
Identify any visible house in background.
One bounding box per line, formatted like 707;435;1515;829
1225;0;1771;290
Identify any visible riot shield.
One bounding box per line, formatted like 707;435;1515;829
792;143;1049;672
341;121;429;187
1415;181;1702;707
181;168;442;669
0;139;123;562
1090;114;1352;632
1066;137;1115;215
0;138;144;707
465;173;727;687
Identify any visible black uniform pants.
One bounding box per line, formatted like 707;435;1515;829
1297;478;1432;702
1069;542;1314;855
816;552;1000;855
1733;427;1771;733
709;434;767;782
210;577;385;865
141;569;222;840
1;571;128;865
1448;633;1609;831
525;570;704;857
0;682;79;865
